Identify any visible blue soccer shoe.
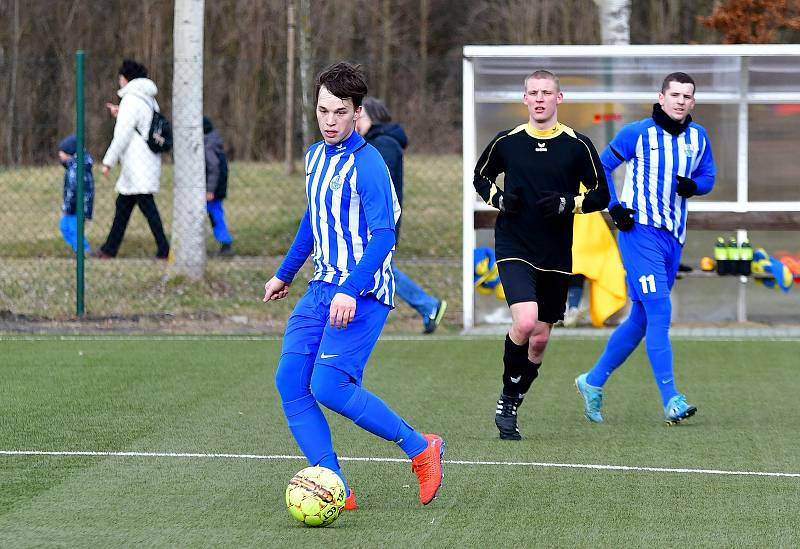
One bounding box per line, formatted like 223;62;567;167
664;393;697;424
575;373;604;423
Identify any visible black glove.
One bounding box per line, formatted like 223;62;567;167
676;175;697;198
609;204;635;231
491;190;519;214
536;191;575;219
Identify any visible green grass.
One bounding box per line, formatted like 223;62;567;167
1;336;799;547
0;156;462;259
0;157;462;324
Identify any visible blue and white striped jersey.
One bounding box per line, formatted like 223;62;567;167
601;116;715;244
303;131;401;307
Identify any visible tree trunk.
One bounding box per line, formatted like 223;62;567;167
285;0;296;175
379;0;392;100
171;0;206;280
419;0;428;110
6;0;20;164
298;0;312;149
594;0;630;156
594;0;631;44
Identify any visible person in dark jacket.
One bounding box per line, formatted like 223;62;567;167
203;116;233;256
57;134;94;253
356;97;446;334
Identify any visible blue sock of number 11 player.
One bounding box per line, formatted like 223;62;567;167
641;297;677;406
587;298;677;405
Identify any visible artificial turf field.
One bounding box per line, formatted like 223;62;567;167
1;336;798;547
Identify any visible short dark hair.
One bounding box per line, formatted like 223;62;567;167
119;59;148;81
524;69;560;92
361;97;392;124
315;62;368;109
661;72;695;94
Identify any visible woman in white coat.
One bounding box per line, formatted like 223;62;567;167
92;59;170;259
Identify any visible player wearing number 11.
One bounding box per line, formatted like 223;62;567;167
576;72;716;425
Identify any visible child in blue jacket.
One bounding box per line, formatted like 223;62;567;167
58;134;94;253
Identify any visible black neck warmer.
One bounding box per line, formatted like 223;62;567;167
652;103;692;136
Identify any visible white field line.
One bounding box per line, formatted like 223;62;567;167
1;334;799;342
1;450;799;479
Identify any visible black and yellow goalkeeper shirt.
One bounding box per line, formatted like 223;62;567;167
473;122;610;274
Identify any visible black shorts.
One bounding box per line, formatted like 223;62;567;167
496;260;569;324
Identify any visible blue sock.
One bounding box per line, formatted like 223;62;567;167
586;300;646;387
275;352;349;496
311;363;428;459
642;298;678;406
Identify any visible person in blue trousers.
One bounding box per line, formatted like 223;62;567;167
356;96;447;334
57;134;94;254
203;116;233;256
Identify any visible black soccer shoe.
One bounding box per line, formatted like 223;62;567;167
495;393;523;440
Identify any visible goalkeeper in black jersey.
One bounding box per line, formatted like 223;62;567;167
473;70;610;440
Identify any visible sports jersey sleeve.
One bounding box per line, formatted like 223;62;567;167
473;131;506;206
689;128;716;196
574;135;610;214
335;152;398;299
276;209;313;283
338;228;395;299
600;123;639;208
355;154;397;232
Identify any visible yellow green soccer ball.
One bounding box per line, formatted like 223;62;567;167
285;466;346;527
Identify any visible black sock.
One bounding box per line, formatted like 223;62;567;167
502;334;529;398
516;359;541;396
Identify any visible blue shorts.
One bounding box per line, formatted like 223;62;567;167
618;224;682;302
280;281;390;381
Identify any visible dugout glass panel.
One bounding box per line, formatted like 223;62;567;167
473;55;740;96
748;56;800;93
748;104;800;202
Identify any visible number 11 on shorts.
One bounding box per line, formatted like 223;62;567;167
639;274;656;294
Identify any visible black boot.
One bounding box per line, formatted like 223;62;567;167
495;392;523;440
219;243;233;257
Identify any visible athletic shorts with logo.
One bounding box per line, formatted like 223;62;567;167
618;223;682;302
280;281;389;381
496;259;568;324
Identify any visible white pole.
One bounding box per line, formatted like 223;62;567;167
462;56;477;331
171;0;206;280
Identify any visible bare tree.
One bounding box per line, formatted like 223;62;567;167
171;0;206;280
379;0;392;101
298;0;313;148
285;0;296;174
419;0;429;109
6;0;751;166
5;0;20;164
465;0;599;45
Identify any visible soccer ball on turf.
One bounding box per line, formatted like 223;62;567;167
285;466;346;527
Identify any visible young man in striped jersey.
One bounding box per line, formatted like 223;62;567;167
263;62;443;508
576;72;716;424
473;70;611;440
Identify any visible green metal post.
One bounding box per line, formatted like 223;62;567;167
75;50;85;317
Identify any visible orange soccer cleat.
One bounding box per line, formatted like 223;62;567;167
344;488;357;510
410;433;445;505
